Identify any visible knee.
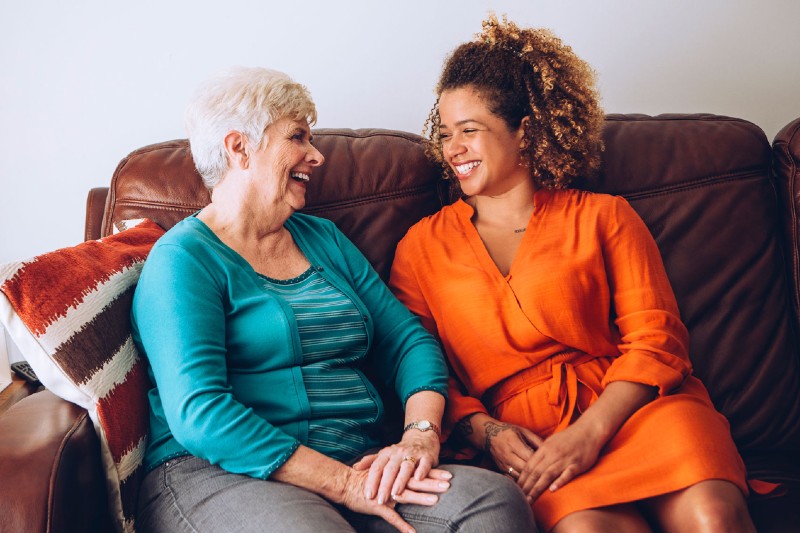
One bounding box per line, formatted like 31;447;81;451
480;471;531;513
687;494;752;531
443;466;536;531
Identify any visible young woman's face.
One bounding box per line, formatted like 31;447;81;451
438;87;530;198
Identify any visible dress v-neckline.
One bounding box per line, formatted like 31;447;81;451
454;190;550;282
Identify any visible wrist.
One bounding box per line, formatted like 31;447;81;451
403;419;441;438
573;411;615;445
330;466;355;505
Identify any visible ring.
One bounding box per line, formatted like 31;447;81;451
507;466;515;475
402;455;416;464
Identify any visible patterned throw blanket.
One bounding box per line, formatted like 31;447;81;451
0;218;164;533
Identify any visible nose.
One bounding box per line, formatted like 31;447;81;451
308;143;325;167
443;135;465;161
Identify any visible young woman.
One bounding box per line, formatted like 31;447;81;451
390;16;755;532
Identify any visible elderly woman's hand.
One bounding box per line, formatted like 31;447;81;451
341;466;450;533
353;430;450;506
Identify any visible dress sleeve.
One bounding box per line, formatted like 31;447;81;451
600;197;692;395
331;226;448;406
132;243;299;478
390;233;488;436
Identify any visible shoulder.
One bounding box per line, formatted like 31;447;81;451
144;216;233;277
153;216;217;251
287;211;337;231
147;217;201;261
286;212;341;242
547;188;621;210
546;189;637;224
399;202;462;246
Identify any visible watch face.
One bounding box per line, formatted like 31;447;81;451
418;420;432;430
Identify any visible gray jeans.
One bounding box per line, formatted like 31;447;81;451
137;455;537;532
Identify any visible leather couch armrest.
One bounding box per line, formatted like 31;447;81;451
85;187;109;241
0;391;111;532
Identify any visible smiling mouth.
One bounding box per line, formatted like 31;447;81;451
454;161;480;176
290;172;310;183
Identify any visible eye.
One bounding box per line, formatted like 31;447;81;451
463;128;477;135
439;132;452;141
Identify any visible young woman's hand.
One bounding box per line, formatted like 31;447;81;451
482;419;543;479
516;381;657;502
516;421;604;502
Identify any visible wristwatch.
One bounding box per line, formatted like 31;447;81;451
403;420;441;437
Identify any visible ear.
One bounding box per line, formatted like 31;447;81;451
223;130;250;170
517;116;531;148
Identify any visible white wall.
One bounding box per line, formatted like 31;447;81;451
2;0;799;264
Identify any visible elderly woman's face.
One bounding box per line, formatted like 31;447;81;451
247;117;324;213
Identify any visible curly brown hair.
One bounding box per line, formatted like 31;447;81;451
424;14;604;192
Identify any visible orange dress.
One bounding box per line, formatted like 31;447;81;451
390;188;747;531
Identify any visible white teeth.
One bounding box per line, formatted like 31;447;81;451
455;161;480;175
291;172;310;182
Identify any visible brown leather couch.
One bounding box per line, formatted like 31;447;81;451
2;114;799;532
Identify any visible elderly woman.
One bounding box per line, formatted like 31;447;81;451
131;67;534;533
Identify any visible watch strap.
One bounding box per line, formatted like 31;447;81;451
403;420;441;436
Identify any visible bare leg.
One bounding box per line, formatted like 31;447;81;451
642;479;755;533
552;503;652;533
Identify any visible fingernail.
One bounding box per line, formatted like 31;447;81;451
378;496;384;505
442;472;453;479
426;495;438;503
550;484;557;492
438;481;450;489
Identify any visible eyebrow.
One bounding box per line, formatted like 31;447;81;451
291;125;311;138
440;119;486;129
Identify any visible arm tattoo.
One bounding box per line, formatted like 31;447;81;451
455;413;477;439
483;421;516;453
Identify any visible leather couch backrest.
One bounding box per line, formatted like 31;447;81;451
102;115;800;481
102;129;444;281
596;114;800;481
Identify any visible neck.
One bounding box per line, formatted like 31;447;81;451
201;177;289;242
468;180;538;230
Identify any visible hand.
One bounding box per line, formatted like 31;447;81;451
341;467;449;533
353;430;445;504
517;421;604;502
482;419;542;479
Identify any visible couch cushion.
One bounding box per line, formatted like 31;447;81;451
0;219;165;533
595;114;800;481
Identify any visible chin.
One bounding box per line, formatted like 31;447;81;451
458;182;480;197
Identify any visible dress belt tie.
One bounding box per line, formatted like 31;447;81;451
484;351;599;433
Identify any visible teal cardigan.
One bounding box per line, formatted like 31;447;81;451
131;213;448;478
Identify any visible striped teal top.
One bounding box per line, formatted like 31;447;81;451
260;266;377;461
